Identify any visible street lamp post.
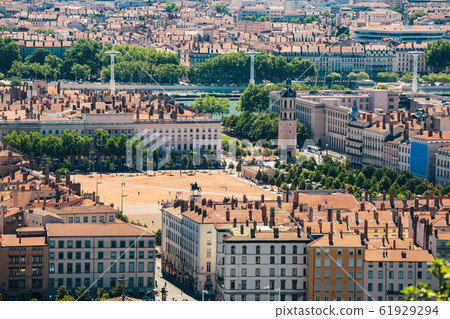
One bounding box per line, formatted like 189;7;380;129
408;51;424;94
275;288;281;301
245;52;261;85
202;289;208;301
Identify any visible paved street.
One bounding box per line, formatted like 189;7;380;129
154;258;196;302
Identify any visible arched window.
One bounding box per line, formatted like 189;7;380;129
270;245;275;254
231;246;236;254
256;245;261;254
281;245;286;254
242;246;247;255
293;245;298;254
289;113;292;120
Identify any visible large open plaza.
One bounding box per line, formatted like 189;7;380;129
73;170;270;229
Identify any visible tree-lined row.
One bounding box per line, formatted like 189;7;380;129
222;111;309;146
258;156;450;197
1;38;183;82
187;51;317;84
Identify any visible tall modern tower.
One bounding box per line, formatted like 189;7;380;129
105;51;121;93
408;51;424;94
245;52;260;85
278;79;297;159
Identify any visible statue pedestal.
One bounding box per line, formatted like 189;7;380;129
189;194;202;202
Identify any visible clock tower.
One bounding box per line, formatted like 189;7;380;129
278;79;297;159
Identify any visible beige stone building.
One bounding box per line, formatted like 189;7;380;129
46;223;155;300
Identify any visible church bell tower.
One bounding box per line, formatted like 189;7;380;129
278;79;297;159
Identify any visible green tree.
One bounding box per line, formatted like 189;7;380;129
192;94;230;116
400;72;414;83
63;38;102;78
111;283;127;298
211;3;227;13
71;63;91;81
0;37;20;75
26;48;52;64
155;228;162;246
408;11;426;25
165;2;179;12
424;40;450;72
56;286;74;301
75;286;91;301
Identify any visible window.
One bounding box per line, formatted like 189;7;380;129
348;283;354;292
315;283;321;292
292;256;297;264
357;258;362;267
315;270;321;279
324;282;330;292
293;246;297;254
242;246;247;254
129;262;135;272
255;280;260;290
98;263;103;273
58;241;64;248
67;241;73;248
98;252;103;259
255;268;260;277
281;245;286;254
75;263;81;273
119;262;125;273
389;271;394;279
324;258;330;267
336;270;342;279
270;268;275;277
76;241;82;248
111;240;117;248
357;271;362;279
270;256;275;264
337;249;342;255
85;252;90;259
270;246;275;254
242;256;247;265
231;246;236;254
85;241;91;248
256;256;260;264
378;271;383;279
231;257;236;264
242;268;247;277
378;283;383;292
368;283;373;292
349;258;354;267
316;258;321;267
84;263;90;273
256;246;260;254
336;283;342;292
408;271;413;279
138;262;144;273
399;271;403;279
98;241;104;248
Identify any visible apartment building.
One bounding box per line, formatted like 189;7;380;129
46;223;155;300
46;205;116;224
219;227;309;301
364;249;437;301
398;141;411;172
308;233;366;301
161;202;219;297
0;228;47;300
434;146;450;186
0;113;222;159
410;131;450;181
